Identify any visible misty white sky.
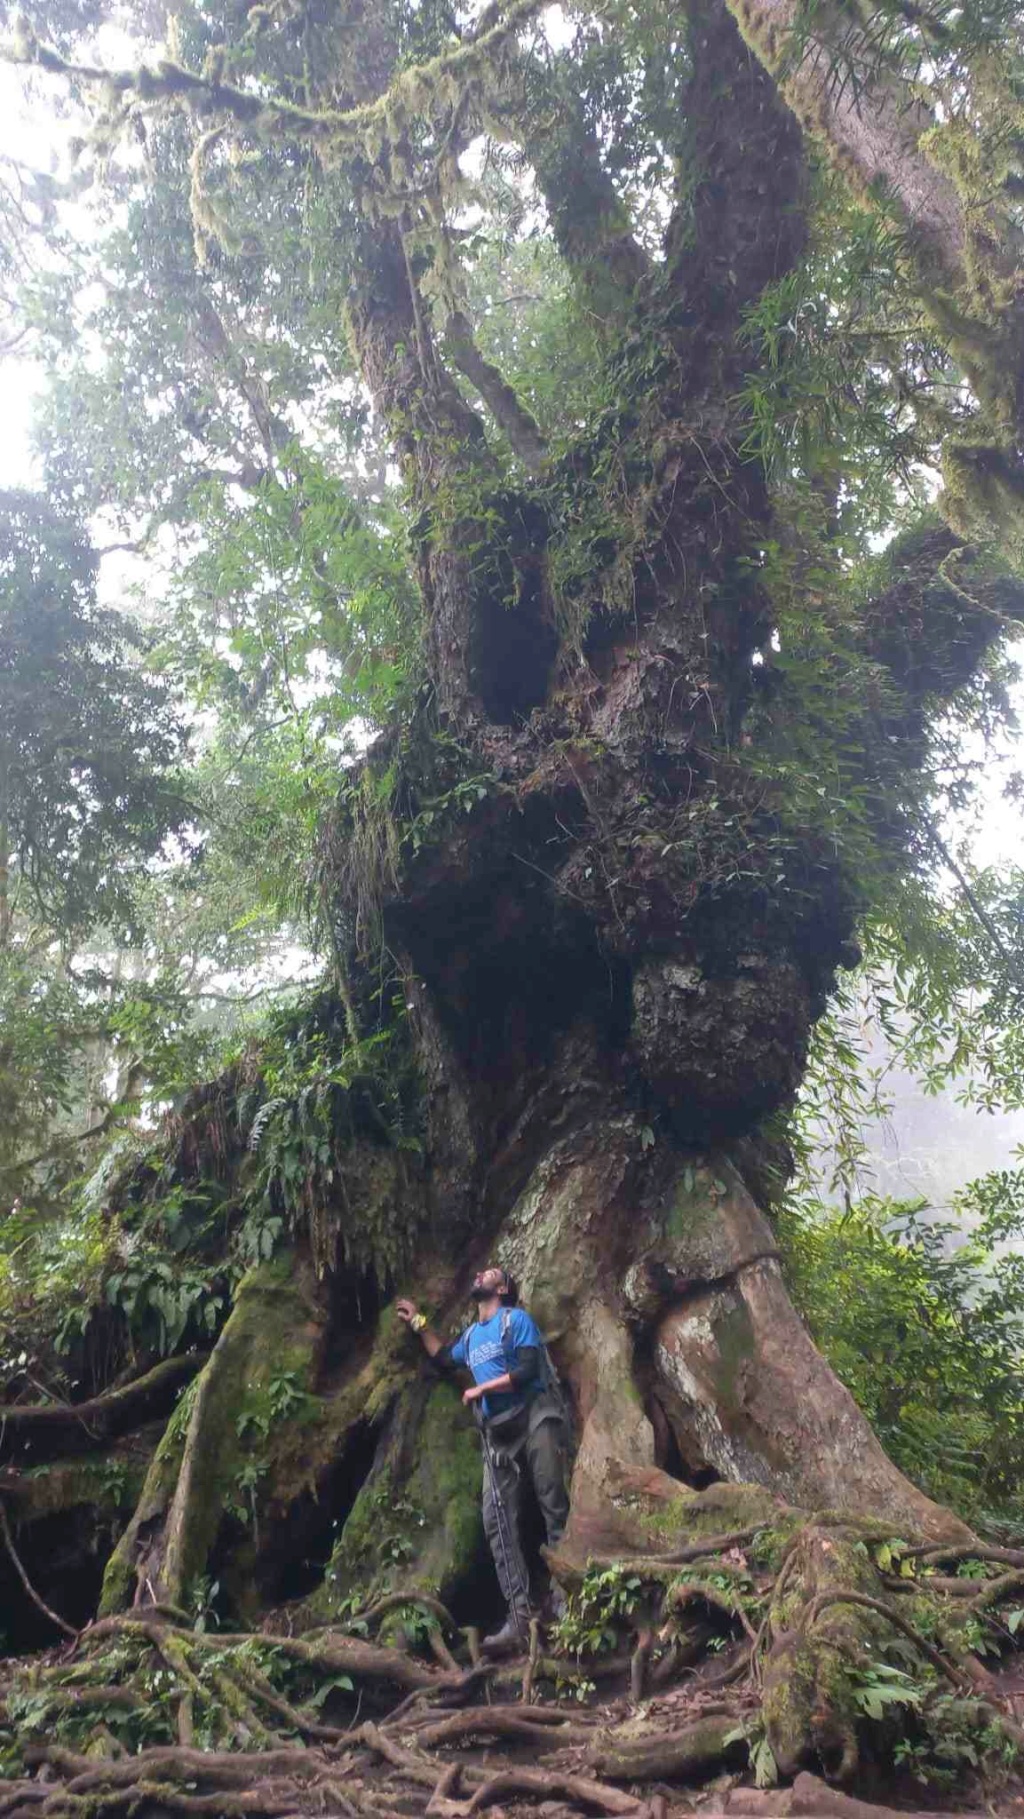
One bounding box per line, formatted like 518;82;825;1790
2;32;1023;1210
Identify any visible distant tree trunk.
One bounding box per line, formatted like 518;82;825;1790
0;782;10;952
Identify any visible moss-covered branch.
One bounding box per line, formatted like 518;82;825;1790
4;0;545;165
724;0;1024;556
0;1354;207;1462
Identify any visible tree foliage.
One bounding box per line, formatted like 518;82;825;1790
784;1179;1024;1529
0;489;186;943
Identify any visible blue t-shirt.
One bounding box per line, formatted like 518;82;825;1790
448;1307;542;1419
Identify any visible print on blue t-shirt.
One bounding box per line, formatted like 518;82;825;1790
449;1306;542;1418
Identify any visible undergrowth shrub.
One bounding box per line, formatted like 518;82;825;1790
780;1172;1024;1531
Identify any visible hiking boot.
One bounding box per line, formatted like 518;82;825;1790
480;1613;530;1657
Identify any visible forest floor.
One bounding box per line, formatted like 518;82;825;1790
4;1615;1024;1819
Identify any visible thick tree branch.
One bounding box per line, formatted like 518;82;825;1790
445;310;546;472
725;0;1024;554
4;0;546;163
344;221;552;720
667;0;807;327
0;1353;208;1461
495;57;651;314
726;0;966;281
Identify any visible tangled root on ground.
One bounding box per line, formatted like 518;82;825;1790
3;1516;1024;1819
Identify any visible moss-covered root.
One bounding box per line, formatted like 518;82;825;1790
589;1712;746;1781
300;1378;483;1625
102;1253;329;1615
761;1524;891;1780
551;1460;795;1569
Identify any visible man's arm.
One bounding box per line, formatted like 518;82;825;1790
395;1298;450;1362
476;1308;542;1400
459;1346;539;1404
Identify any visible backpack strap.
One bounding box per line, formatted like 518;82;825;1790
501;1307;552;1403
499;1305;515;1375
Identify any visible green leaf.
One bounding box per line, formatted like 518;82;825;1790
307;1676;354;1708
753;1737;779;1788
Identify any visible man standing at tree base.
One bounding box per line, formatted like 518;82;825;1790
397;1266;570;1655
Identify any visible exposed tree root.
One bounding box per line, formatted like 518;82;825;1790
462;1769;650;1814
359;1592;459;1635
802;1590;974;1691
588;1711;744;1781
716;1770;990;1817
6;1503;1024;1819
411;1704;596;1749
906;1543;1024;1570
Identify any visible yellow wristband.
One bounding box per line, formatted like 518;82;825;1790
410;1312;427;1333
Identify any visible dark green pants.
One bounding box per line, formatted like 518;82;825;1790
481;1395;570;1619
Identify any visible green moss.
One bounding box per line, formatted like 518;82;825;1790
707;1298;756;1421
942;439;1024;564
162;1254;326;1606
10;1453;145;1523
99;1413;190;1614
306;1380;483;1620
98;1546;137;1616
404;1381;483;1593
664;1165;722;1242
611;1478;792;1550
764;1628;859;1775
99;1253;330;1616
763;1529;889;1774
